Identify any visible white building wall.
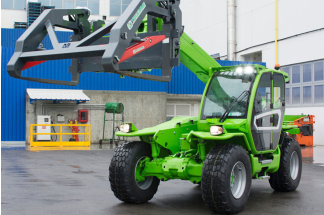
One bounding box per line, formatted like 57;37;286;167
235;0;324;67
1;9;28;28
236;0;274;53
180;0;227;56
277;31;324;66
2;0;36;28
181;0;324;64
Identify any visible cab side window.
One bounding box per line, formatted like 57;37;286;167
273;74;285;108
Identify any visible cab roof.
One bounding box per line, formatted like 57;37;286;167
212;64;289;83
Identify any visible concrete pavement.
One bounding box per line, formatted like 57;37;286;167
2;146;324;215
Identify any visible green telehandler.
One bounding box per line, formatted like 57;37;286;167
7;0;302;213
113;34;302;213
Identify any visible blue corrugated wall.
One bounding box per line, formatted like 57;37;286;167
1;28;266;141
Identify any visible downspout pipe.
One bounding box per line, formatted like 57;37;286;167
275;0;278;65
227;0;236;61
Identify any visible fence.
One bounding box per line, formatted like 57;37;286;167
30;124;91;150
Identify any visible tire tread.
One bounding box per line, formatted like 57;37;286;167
109;141;159;203
202;144;250;214
269;138;302;192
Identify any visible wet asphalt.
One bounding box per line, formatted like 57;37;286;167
2;146;324;215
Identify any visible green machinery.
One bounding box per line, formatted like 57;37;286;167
99;103;124;146
111;4;302;214
114;63;303;213
7;0;304;214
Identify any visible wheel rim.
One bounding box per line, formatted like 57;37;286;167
135;156;153;190
290;151;299;180
230;161;247;199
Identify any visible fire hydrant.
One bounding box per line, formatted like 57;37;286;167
68;119;80;141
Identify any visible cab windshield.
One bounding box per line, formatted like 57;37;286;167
201;69;255;120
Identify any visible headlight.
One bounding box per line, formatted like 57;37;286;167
210;126;223;135
120;124;130;133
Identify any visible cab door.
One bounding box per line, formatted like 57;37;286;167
251;72;285;151
272;73;286;149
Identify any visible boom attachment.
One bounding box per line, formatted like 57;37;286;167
7;0;182;85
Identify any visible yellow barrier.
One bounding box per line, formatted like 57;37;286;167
30;124;91;151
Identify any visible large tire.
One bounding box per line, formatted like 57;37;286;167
269;138;302;191
202;144;252;214
109;141;160;203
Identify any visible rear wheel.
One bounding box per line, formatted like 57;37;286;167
109;141;160;203
201;144;252;214
269;138;302;191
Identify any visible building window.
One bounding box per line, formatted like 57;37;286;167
39;0;99;14
64;0;74;9
76;0;87;7
314;61;324;81
1;0;26;10
87;0;99;15
286;88;290;105
50;0;62;8
292;65;300;84
314;85;324;104
292;87;300;105
166;104;191;121
283;60;324;107
303;64;312;82
282;67;290;78
110;0;132;16
41;0;50;6
303;86;312;104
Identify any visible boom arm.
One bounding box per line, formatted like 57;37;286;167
180;32;221;84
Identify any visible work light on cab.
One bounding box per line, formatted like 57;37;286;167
235;67;243;74
245;66;254;74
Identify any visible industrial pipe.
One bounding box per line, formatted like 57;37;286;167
227;0;236;61
275;0;278;64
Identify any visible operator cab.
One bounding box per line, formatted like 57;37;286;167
201;65;288;152
201;65;257;121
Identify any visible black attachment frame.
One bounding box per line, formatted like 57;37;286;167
7;0;182;85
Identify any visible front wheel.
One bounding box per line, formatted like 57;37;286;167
201;144;252;214
109;141;160;203
269;138;302;191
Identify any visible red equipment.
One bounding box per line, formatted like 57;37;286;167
290;115;315;146
119;35;166;63
78;110;88;122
